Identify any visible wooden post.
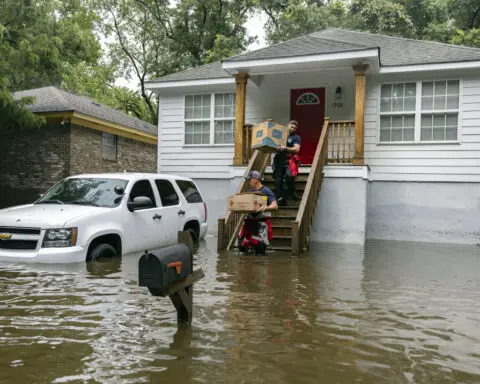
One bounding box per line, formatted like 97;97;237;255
217;218;225;251
233;72;249;166
352;64;368;165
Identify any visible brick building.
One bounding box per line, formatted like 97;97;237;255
0;86;157;208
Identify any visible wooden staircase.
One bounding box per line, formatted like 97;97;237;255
218;118;330;255
261;171;309;252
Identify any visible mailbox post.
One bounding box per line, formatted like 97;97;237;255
138;231;205;324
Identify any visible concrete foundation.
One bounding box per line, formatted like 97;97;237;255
367;181;480;244
194;165;480;246
311;177;368;244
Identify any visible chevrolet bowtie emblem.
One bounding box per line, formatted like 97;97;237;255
0;233;12;241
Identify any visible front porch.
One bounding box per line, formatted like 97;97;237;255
231;64;370;167
218;58;374;254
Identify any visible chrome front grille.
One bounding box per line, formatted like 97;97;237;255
0;227;41;235
0;227;42;251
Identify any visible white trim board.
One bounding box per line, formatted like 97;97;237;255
146;77;234;90
380;61;480;74
222;49;379;72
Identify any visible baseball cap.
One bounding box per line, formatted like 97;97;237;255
245;170;261;180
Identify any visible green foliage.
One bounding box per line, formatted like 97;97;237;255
259;0;480;48
349;0;414;36
4;0;480;133
0;0;101;130
451;28;480;47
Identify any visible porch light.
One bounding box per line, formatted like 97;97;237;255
335;86;343;101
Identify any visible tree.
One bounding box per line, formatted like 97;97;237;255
90;0;257;124
260;0;348;44
349;0;414;36
0;0;102;130
258;0;480;49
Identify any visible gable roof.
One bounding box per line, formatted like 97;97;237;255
148;28;480;84
13;86;157;135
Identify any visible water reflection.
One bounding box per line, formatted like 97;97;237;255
0;237;478;383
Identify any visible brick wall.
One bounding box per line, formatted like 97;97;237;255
0;123;71;208
69;124;157;175
0;122;157;209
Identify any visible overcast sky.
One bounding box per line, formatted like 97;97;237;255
114;12;268;90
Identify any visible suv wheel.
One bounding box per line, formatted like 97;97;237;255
88;243;117;261
186;227;199;242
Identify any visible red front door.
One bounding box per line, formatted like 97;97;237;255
290;88;326;165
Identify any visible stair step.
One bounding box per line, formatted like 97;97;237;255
275;207;299;216
269;246;292;252
263;180;306;192
271;225;292;236
270;237;293;247
263;174;309;183
271;216;296;226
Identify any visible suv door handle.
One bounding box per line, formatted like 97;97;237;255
153;214;162;221
178;210;185;216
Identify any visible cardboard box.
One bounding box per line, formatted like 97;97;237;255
251;120;288;153
227;193;268;212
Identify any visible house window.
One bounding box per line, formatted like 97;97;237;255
102;133;117;160
379;80;460;143
420;81;460;141
296;92;320;105
184;93;236;145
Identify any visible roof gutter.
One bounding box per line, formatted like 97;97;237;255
379;60;480;74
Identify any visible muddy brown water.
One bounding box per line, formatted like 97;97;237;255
0;237;479;384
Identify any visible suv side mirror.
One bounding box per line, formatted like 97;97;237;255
127;196;154;212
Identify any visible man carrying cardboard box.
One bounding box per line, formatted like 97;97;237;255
245;170;278;212
237;170;278;254
273;120;302;206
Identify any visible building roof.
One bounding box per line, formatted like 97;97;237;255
13;86;157;136
148;28;480;84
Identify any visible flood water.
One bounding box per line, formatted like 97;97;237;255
0;237;479;384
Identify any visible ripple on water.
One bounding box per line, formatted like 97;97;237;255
0;238;480;383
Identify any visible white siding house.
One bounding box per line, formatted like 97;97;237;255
148;28;480;245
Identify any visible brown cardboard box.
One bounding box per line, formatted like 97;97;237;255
251;120;288;153
227;193;268;212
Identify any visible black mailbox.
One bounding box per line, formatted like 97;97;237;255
139;243;192;297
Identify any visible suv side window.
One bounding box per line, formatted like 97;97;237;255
129;180;157;209
155;179;180;207
175;180;203;203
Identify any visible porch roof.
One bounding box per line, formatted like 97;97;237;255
146;28;480;88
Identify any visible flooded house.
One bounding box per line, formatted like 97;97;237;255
146;28;480;253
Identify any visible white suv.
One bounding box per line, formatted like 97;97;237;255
0;173;208;263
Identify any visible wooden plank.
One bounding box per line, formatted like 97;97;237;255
226;213;246;250
165;269;205;296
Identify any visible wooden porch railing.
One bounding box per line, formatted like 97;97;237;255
327;120;355;163
242;124;254;165
217;149;271;251
292;118;330;255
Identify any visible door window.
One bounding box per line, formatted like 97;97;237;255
155;179;180;207
128;180;156;209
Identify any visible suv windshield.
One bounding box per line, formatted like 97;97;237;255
36;178;129;208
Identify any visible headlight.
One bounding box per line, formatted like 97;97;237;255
42;228;78;248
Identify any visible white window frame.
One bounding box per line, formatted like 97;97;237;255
183;92;236;147
102;132;117;160
377;79;462;145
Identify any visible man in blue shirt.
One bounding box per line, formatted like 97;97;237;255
239;170;277;253
245;170;278;213
274;120;301;206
